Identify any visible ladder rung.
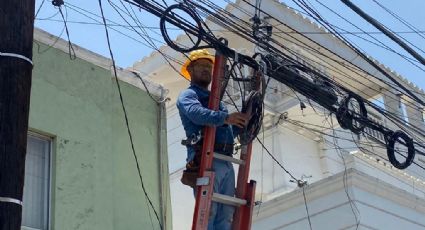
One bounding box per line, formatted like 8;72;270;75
212;193;247;206
213;153;245;165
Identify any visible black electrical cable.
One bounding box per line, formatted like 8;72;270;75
302;185;313;230
97;0;163;229
35;0;46;18
65;0;314;114
325;115;361;229
308;0;425;69
223;66;301;182
240;90;264;144
386;130;416;169
159;3;204;52
267;54;425;166
110;0;194;69
256;137;299;181
106;1;194;81
219;0;418;109
345;0;425;56
224;67;313;227
58;5;76;60
291;0;425;107
268;53;425;157
34;20;66;55
181;0;425;94
293;116;422;173
131;71;170;104
183;0;424;119
371;0;425;41
36;17;425;36
64;1;267;113
336;94;367;134
128;0;424;169
285;116;425;171
205;0;424;172
64;3;167;57
238;0;425;109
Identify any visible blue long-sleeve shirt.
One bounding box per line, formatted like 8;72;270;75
177;84;237;162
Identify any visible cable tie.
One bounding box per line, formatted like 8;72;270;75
259;60;267;75
0;197;23;206
232;49;239;63
0;52;33;66
52;0;64;7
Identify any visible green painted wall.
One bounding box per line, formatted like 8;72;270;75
29;42;171;230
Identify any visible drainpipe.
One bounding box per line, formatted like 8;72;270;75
157;85;169;229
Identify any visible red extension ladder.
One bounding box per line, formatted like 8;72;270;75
191;51;257;230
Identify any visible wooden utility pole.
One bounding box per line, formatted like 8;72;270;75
0;0;36;229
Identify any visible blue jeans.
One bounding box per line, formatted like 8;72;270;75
194;159;235;230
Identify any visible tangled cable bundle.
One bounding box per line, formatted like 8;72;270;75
160;3;204;52
386;130;415;169
153;1;423;170
240;91;264;145
336;94;367;134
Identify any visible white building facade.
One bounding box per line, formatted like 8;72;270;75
132;0;425;229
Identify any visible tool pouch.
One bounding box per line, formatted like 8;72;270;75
181;150;202;188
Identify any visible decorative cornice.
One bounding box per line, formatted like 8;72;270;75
253;168;425;221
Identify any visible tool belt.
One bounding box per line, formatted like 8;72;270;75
181;150;202;188
181;143;234;188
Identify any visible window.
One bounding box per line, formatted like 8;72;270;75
400;102;409;123
371;95;385;110
21;134;51;230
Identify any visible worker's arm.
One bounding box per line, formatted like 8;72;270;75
177;90;228;126
178;90;249;128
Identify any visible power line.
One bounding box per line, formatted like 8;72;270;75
247;0;425;107
302;186;313;230
222;67;302;181
218;0;425;118
97;0;163;229
147;0;425;153
35;2;425;229
288;0;425;107
121;0;425;171
325;114;361;229
370;0;425;41
58;5;76;60
256;137;299;181
341;0;425;66
35;0;46;18
304;0;425;70
35;18;425;35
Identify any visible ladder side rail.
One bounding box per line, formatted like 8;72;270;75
192;52;227;230
240;180;256;230
232;142;255;230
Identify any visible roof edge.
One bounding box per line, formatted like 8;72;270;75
33;28;167;99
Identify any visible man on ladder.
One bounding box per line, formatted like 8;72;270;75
177;49;248;230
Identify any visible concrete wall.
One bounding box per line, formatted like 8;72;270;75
29;41;171;230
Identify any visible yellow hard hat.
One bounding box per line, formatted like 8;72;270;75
181;49;215;80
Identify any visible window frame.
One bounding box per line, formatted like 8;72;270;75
21;132;53;230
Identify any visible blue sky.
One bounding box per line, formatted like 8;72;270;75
34;0;424;90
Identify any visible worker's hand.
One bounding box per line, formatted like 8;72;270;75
224;112;249;128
